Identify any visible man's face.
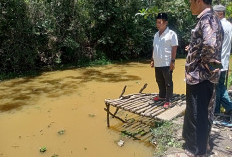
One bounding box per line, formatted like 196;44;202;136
156;19;168;31
189;0;200;15
214;11;224;20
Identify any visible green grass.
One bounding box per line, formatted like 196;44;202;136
151;121;182;157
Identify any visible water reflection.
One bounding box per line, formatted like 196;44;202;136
0;59;186;157
0;101;25;112
0;64;142;112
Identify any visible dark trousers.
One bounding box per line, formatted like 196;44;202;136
155;66;173;102
183;80;216;155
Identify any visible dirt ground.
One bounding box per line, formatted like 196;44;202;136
164;116;232;157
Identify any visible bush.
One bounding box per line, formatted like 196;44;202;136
1;0;231;75
0;0;37;73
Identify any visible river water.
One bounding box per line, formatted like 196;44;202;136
0;59;186;157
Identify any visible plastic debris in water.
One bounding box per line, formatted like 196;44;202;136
117;140;125;147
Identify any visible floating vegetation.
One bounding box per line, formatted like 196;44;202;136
121;127;149;140
57;129;65;135
39;146;47;153
88;114;96;117
121;130;140;140
126;118;135;123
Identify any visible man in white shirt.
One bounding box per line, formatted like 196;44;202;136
150;12;178;108
213;4;232;115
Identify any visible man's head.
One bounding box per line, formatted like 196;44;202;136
156;13;168;32
189;0;212;15
213;4;226;20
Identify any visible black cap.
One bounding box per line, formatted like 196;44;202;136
156;13;168;21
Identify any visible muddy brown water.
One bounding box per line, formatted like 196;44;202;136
0;59;186;157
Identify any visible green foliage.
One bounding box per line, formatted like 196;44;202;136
27;0;88;65
136;0;196;55
151;121;182;157
0;0;37;73
226;2;232;20
1;0;232;76
87;0;154;60
228;57;232;88
213;0;232;20
39;146;47;152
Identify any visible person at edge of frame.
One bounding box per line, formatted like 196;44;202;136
213;4;232;115
150;12;178;109
182;0;224;156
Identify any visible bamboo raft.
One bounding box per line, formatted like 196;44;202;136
104;84;186;127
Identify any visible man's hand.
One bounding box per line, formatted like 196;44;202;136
185;45;190;51
170;62;175;71
205;59;222;73
150;60;154;68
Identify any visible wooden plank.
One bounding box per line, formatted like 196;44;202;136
155;103;186;121
151;108;165;117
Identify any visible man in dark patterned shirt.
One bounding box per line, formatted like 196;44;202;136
183;0;224;156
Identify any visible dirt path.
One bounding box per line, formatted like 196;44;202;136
164;116;232;157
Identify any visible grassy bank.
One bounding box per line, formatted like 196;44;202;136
150;121;182;157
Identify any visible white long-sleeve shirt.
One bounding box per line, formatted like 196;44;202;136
220;18;232;71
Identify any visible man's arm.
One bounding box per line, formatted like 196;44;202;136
151;48;154;68
201;18;222;64
170;46;177;71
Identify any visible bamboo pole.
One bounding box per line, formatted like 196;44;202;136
113;86;127;117
104;108;126;123
151;108;165;118
106;104;110;127
120;95;153;109
123;98;151;110
139;83;148;93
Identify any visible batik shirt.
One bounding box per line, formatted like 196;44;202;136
185;8;224;85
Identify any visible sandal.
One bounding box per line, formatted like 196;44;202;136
163;102;172;109
153;96;165;101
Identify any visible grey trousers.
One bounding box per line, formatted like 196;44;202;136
155;66;173;102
